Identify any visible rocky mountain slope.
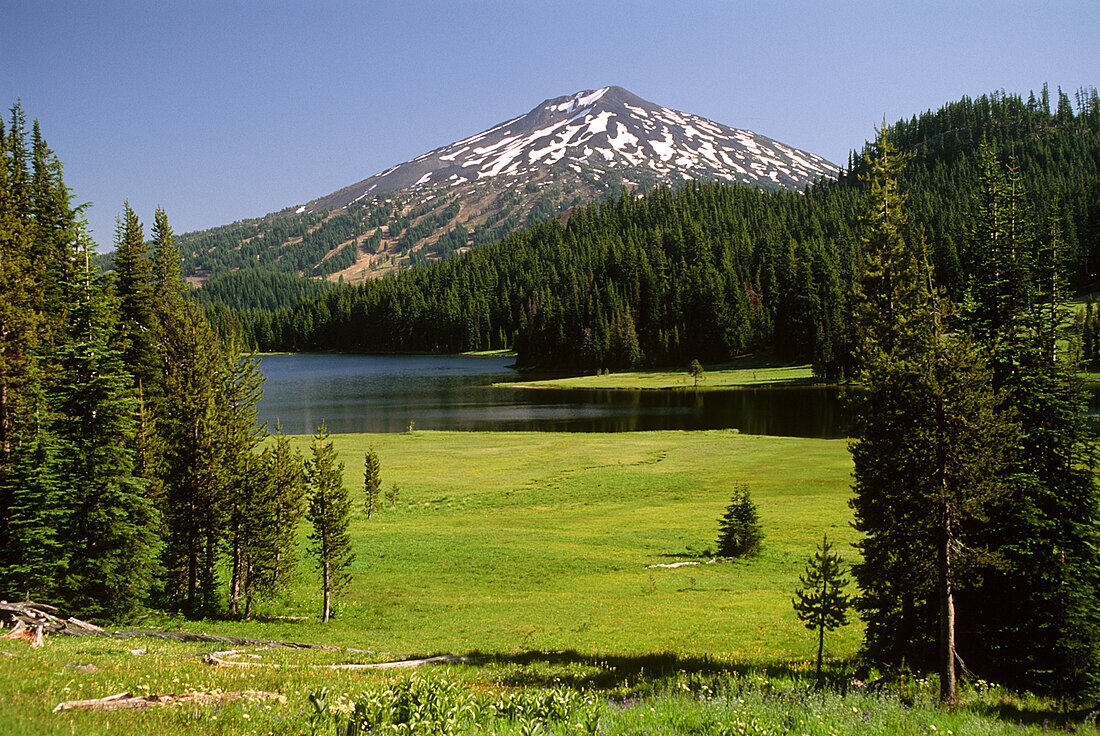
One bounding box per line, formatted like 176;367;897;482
179;86;840;285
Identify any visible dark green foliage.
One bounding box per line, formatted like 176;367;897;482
227;421;308;619
793;534;851;687
112;203;161;400
194;268;333;312
0;104;297;626
0;106;162;621
223;340;268;617
156;298;229;616
51;245;159;621
956;157;1100;698
306;422;354;623
850;129;1020;703
715;485;763;559
851;127;1100;702
260;426;308;599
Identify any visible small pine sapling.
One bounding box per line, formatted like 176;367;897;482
715;485;763;558
363;446;381;519
385;482;401;509
793;533;851;687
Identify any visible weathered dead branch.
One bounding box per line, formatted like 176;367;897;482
203;648;467;669
52;690;285;713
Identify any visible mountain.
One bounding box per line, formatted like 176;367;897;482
310;85;838;210
178;86;840;286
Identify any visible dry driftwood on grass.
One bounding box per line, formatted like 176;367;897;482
203;648;467;669
53;690;285;713
0;600;105;641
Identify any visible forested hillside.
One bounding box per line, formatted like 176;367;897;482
221;86;1100;377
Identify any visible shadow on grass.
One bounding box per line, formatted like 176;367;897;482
460;650;1100;730
969;701;1100;731
464;649;812;692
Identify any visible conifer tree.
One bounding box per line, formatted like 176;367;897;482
688;359;704;388
849;130;1018;703
223;339;267;616
0;104;44;560
793;533;851;687
240;423;306;616
4;403;67;600
51;237;159;620
305;422;354;623
113;203;160;400
715;485;763;558
959;157;1100;698
363;446;381;519
0;104;78;593
157;298;229;617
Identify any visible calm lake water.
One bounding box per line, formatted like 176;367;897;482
257;354;851;437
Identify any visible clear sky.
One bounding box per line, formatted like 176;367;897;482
3;0;1097;248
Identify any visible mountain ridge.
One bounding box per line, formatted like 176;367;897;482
177;86;840;284
307;85;838;212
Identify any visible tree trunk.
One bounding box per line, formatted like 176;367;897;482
937;398;957;704
0;381;10;460
321;558;331;623
187;520;199;616
939;507;956;704
816;620;825;687
228;512;242;617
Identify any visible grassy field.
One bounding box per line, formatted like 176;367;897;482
3;431;1096;734
499;365;816;390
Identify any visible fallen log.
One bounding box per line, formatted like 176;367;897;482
109;629;372;652
204;649;467;670
0;601;104;637
53;690;285;713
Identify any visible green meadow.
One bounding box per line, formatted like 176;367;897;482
499;365;816;390
4;431;1096;734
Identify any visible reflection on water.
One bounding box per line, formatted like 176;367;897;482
257;353;851;437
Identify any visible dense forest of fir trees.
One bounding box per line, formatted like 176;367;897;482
0;102;342;622
850;128;1100;701
214;86;1100;380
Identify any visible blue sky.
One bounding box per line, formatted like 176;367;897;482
3;1;1097;247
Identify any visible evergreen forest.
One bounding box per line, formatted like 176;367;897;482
212;86;1100;379
0;103;318;622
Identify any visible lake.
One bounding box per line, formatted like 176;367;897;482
256;353;851;437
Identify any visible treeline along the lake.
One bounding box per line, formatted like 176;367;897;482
213;87;1100;378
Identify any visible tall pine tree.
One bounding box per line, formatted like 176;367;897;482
305;422;354;623
849;129;1017;703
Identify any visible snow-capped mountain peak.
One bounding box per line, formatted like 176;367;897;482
310;85;839;212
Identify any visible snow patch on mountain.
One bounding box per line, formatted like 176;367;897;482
309;86;840;213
